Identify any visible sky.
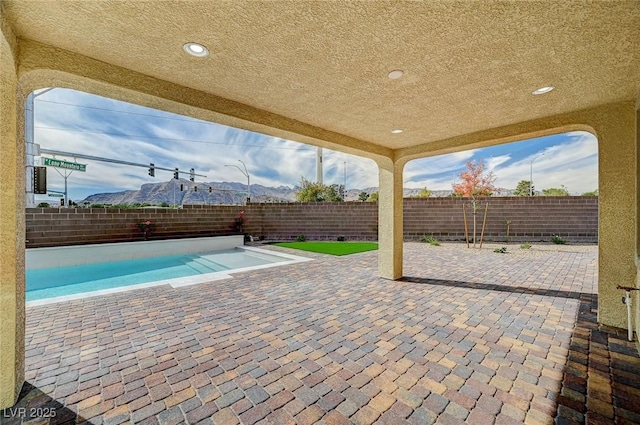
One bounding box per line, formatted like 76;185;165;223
33;88;598;201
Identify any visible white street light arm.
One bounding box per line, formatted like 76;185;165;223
225;160;251;203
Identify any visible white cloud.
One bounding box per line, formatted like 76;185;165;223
404;150;478;189
401;132;598;194
322;151;378;189
493;133;598;194
34;89;599;199
34;89;380;198
486;155;511;171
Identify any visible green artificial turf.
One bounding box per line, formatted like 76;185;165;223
274;241;378;256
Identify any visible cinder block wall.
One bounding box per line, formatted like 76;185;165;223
251;202;379;241
25;206;245;248
25;196;598;248
403;197;598;242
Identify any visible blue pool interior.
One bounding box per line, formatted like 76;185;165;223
26;248;288;301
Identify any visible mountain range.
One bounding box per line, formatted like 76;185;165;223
79;180;464;205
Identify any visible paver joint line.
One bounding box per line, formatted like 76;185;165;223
3;243;639;425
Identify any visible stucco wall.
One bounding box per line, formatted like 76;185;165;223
0;11;24;409
25;196;598;248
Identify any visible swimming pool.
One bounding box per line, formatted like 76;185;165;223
26;237;310;305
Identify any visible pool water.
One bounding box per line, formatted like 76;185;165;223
26;248;288;302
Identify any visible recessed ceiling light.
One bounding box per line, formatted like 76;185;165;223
183;42;209;58
532;86;555;95
388;70;404;80
391;129;403;134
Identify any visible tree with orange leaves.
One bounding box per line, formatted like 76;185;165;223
453;160;497;197
453;160;497;248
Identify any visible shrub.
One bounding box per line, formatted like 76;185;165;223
36;202;50;208
295;177;344;202
295;234;306;242
130;219;155;239
337;236;346;242
520;242;532;249
552;235;566;245
421;235;440;246
494;247;507;253
230;210;247;233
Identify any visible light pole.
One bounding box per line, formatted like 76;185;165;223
343;161;347;199
225;160;250;204
26;88;55;207
529;152;545;196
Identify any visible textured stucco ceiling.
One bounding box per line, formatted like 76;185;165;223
3;1;640;151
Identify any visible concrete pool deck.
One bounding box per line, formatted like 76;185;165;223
2;242;639;424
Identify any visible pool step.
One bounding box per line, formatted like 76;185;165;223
194;256;229;271
184;256;228;273
183;260;213;274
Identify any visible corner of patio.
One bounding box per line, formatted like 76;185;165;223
2;242;638;424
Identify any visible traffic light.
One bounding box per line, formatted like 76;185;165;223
208;187;212;193
180;184;184;191
148;163;155;177
189;168;195;182
34;166;47;194
194;186;198;192
173;168;179;179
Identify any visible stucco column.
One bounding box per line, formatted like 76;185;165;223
636;102;640;349
377;158;404;280
0;17;25;409
597;102;638;328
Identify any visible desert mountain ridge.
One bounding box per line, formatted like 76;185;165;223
78;180;470;205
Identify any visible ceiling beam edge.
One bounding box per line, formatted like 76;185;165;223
395;101;637;163
16;38;393;163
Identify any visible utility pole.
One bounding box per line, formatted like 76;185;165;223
343;161;347;199
344;162;347;188
25;88;55;207
529;152;545;196
316;147;323;184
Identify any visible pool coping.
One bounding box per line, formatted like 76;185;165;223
25;246;312;307
26;235;245;269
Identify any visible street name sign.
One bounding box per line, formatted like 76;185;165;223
43;158;87;172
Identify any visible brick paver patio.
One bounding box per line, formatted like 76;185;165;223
2;242;639;424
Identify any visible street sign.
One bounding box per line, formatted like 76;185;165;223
43;158;86;172
47;193;63;198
